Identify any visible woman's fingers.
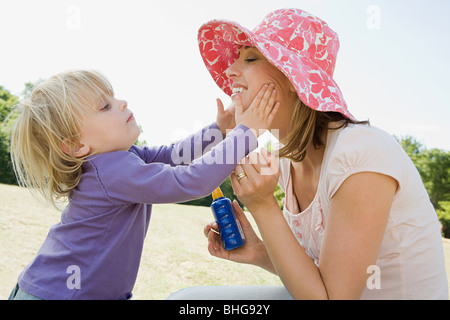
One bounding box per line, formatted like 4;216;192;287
233;93;244;117
203;221;219;238
232;200;251;228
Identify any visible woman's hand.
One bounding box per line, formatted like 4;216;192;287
204;200;276;274
231;148;281;215
216;98;236;137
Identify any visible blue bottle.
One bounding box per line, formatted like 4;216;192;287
211;187;245;250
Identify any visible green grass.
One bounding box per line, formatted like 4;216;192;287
1;183;449;300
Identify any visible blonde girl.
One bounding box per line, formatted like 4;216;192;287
9;69;279;299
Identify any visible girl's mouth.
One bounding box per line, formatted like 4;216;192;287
127;113;134;123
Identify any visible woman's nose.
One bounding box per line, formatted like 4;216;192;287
225;61;241;79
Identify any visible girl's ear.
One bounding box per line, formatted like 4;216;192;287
61;139;90;158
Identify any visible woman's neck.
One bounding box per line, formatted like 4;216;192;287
291;129;327;176
292;143;324;178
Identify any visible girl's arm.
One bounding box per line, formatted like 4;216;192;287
133;122;223;167
91;84;279;205
135;85;275;167
232;150;397;300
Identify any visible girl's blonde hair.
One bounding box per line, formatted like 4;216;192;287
279;98;369;162
10;70;114;207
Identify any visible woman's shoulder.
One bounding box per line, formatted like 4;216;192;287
332;123;403;156
337;123;395;142
323;123;410;197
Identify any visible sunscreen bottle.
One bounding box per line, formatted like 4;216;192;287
210;187;245;250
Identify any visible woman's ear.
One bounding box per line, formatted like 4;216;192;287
61;139;90;158
289;82;296;93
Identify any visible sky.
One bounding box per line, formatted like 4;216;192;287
1;0;449;150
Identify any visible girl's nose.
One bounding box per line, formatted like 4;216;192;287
120;100;128;111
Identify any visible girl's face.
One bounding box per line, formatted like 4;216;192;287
78;95;141;155
226;46;298;140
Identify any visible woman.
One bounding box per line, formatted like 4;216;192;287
169;8;448;299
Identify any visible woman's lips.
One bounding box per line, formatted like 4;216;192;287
232;87;247;94
231;85;248;97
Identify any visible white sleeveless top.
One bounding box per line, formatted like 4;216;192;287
278;124;448;299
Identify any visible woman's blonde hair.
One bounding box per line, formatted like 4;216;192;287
279;98;369;162
10;70;114;207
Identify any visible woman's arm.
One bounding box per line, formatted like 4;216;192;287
318;171;397;299
233;150;397;299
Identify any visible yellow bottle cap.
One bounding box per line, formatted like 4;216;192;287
212;187;224;200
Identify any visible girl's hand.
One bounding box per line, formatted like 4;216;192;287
234;84;280;138
204;200;276;273
231;148;280;214
216;98;236;137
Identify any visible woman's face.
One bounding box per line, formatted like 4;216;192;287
225;46;298;139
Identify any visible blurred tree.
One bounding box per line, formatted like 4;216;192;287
0;86;19;184
437;201;450;238
396;135;450;237
421;148;450;209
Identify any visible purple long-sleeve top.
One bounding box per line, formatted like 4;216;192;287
17;123;257;300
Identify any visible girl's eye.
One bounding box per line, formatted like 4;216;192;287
245;58;257;63
100;104;110;111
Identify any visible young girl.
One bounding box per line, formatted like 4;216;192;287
8;69;279;300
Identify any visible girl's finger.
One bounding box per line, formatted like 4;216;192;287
216;98;225;115
250;84;269;111
264;87;277;116
260;84;275;114
267;101;280;126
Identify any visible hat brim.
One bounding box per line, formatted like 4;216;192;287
198;19;357;121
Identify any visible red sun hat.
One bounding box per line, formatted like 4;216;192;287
198;8;357;121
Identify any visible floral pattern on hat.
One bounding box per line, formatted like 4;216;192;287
198;8;357;121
